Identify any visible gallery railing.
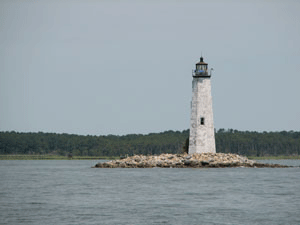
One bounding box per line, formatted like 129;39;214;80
192;69;213;77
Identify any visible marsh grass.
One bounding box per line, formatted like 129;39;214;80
248;155;300;160
0;155;119;160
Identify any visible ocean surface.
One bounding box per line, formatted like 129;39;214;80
0;160;299;225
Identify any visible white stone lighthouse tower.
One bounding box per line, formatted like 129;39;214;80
189;56;216;154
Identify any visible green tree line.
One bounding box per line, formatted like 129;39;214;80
0;130;188;156
0;129;299;157
215;129;300;156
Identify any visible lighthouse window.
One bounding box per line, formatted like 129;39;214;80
201;117;205;125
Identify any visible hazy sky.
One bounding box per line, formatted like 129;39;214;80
1;0;300;135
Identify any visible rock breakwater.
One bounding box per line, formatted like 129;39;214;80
94;153;289;168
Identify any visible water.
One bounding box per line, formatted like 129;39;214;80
0;160;299;225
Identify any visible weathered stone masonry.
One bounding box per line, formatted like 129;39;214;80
189;57;216;154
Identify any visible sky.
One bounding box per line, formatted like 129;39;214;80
1;0;300;135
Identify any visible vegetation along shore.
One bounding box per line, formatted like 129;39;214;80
1;130;300;158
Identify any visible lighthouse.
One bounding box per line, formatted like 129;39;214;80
189;56;216;154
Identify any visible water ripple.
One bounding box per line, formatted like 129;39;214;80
0;160;299;225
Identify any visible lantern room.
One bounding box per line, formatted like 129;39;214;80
193;56;210;77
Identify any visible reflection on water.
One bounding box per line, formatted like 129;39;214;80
0;160;299;225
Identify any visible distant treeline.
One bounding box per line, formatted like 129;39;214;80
0;129;299;157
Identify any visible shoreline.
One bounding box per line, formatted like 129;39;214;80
0;154;299;161
248;156;300;160
0;155;118;160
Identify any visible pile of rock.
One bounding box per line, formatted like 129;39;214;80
94;153;289;168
